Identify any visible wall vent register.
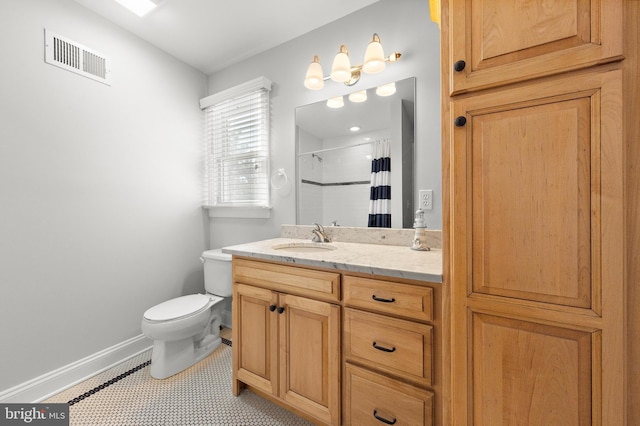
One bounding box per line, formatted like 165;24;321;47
44;29;111;85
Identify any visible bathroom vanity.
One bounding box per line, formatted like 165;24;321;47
223;228;442;425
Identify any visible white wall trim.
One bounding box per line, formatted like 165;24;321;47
199;76;272;109
0;335;152;403
204;205;272;219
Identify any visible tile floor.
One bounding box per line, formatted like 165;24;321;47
44;328;312;425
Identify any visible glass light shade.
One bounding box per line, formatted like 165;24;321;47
330;46;352;83
348;90;367;103
376;82;396;96
326;96;344;108
363;34;386;74
304;56;324;90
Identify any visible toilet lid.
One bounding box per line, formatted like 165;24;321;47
143;294;210;322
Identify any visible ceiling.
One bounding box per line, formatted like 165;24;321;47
73;0;381;75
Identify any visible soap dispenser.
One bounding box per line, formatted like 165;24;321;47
411;209;430;251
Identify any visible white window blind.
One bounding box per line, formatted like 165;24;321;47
201;77;271;209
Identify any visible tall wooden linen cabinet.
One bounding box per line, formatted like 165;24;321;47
440;1;639;424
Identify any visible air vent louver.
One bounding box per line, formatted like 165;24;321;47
45;29;111;85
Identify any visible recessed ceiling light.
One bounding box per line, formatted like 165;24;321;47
350;126;361;132
114;0;158;17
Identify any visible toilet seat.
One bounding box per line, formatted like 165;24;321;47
144;294;211;322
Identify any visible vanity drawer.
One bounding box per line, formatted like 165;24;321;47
345;363;434;426
343;275;434;322
344;308;433;386
233;258;340;302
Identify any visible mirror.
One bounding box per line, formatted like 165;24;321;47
296;77;415;228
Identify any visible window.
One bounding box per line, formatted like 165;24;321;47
200;77;272;217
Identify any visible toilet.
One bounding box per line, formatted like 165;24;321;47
141;249;232;379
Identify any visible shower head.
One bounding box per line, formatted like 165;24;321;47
312;153;323;162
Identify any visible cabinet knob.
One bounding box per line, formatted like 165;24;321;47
277;306;285;314
454;60;466;72
269;304;276;312
454;116;467;127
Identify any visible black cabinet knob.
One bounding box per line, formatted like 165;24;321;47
269;304;276;312
454;60;466;72
454;116;467;127
277;306;285;314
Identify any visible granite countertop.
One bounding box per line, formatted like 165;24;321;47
222;237;442;283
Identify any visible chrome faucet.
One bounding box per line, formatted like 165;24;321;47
311;223;330;243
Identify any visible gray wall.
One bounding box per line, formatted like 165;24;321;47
0;0;208;391
206;0;441;248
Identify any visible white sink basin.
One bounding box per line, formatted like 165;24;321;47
272;242;337;253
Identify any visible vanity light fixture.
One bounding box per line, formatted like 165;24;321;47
326;96;344;109
304;33;401;90
114;0;159;16
348;90;367;103
375;82;396;97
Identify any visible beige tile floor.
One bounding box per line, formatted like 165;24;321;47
45;327;312;425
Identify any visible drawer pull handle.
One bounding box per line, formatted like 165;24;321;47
373;410;397;425
269;304;276;312
372;342;396;353
372;295;396;303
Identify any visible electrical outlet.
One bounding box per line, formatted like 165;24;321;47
419;189;433;210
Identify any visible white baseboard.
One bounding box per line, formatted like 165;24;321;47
0;334;152;403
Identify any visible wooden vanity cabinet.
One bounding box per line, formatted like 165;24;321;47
442;0;633;424
343;275;438;425
232;258;341;425
232;257;442;425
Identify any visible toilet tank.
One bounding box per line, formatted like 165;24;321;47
201;249;232;297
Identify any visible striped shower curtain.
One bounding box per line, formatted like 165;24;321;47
368;139;391;227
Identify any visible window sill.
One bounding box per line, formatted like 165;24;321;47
203;205;271;219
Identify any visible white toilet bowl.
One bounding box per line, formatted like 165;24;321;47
141;249;231;379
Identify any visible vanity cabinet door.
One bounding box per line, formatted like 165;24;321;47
232;283;278;396
449;70;624;424
448;0;622;95
278;293;341;426
232;271;341;425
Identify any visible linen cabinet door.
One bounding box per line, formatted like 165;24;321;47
232;283;278;396
449;70;623;424
278;293;341;426
448;0;622;95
